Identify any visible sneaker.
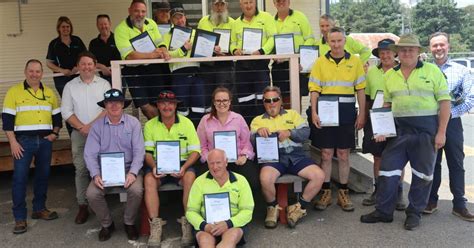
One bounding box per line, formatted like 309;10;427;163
360;210;393;223
13;220;27;234
404;213;421;230
265;205;281;229
31;209;59;220
287;203;307;228
148;217;163;248
179;216;194;247
452;208;474;222
423;203;438;214
337;189;354;212
362;191;376;206
314;189;332;210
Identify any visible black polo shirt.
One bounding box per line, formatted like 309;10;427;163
88;33;121;67
46;35;86;70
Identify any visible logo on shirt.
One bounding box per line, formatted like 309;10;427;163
286;120;294;125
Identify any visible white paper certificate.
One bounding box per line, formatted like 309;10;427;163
130;31;156;53
242;28;263;54
170;26;192;50
158;24;171;37
192;30;219;58
214;28;231;53
370;108;397;138
372;90;384;109
213;131;238;162
156;141;181;174
318;96;339;127
100;152;126;187
256;134;279;164
300;45;319;73
275;34;295;55
204;192;231;224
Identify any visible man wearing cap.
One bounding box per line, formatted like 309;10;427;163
2;59;62;234
360;34;451;231
84;89;145;241
153;1;171;24
143;90;202;247
114;0;170;120
425;32;474;221
309;27;366;212
361;38;406;211
316;14;371;63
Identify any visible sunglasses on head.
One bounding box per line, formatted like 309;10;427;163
263;97;281;104
104;91;120;98
160;91;175;99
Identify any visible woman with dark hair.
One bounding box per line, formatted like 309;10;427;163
196;87;259;190
46;16;87;97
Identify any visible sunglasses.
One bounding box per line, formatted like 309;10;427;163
104;91;120;98
263;97;281;104
160;91;176;99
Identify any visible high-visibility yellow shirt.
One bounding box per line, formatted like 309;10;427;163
230;10;277;55
365;65;386;100
274;9;315;53
163;28;198;72
114;17;164;59
383;61;450;117
315;36;371;63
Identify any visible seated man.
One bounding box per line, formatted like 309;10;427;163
84;89;145;241
251;86;325;228
143;90;202;247
186;149;254;248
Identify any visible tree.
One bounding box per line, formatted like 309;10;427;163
460;5;474;51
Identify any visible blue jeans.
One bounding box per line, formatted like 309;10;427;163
12;135;53;221
429;117;466;209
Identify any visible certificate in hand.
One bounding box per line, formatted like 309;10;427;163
191;29;220;58
372;90;384;109
318;96;339;127
213;131;238;162
242;28;263;55
100;152;126;187
213;28;231;53
299;45;319;73
204;192;231;224
274;33;295;55
370;108;397;138
158;24;172;36
130;31;156;53
156;141;181;174
170;26;192;50
256;134;279;164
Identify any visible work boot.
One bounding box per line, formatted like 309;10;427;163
362;191;376;206
287;203;307;228
179;216;194;247
314;189;332;210
264;204;282;228
395;191;407;211
148;217;163;248
360;210;393;223
31;209;59;220
452;208;474;222
75;204;89;224
337;189;354;212
404;213;421;230
13;220;27;234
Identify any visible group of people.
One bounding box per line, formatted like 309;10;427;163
2;0;473;247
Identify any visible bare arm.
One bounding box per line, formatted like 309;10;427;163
434;100;451;150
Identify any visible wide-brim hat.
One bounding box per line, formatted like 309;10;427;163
97;89;132;109
372;38;396;58
388;34;427;53
155;90;181;104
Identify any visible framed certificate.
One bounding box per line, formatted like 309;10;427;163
318;96;339;127
255;134;279;164
130;31;156;53
372;90;384;109
370;108;397;138
242;28;263;55
274;33;295;55
169;26;192;50
299;45;319;73
213;28;231;53
191;29;220;58
158;24;172;37
155;141;181;174
204;192;231;224
100;152;126;187
213;131;238;162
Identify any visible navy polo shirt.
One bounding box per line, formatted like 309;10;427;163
46;35;87;70
88;33;121;67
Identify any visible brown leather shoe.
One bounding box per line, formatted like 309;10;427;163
13;220;27;234
124;224;138;240
75;204;89;224
32;209;58;220
452;208;474;222
99;222;115;241
423;203;438;214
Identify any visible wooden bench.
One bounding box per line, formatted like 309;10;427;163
275;174;307;224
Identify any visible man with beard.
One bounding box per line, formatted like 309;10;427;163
115;0;170;120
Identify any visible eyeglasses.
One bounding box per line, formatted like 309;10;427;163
159;91;176;99
263;97;281;104
104;91;120;98
214;99;230;105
